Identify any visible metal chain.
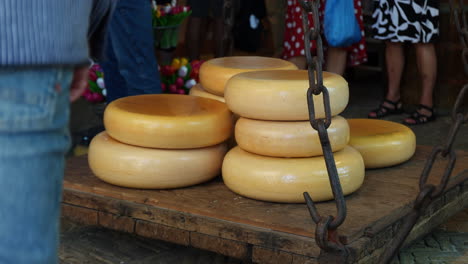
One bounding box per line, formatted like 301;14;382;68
381;1;468;263
298;1;349;261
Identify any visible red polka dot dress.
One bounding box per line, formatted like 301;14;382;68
282;0;368;67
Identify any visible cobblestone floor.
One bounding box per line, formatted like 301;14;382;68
396;231;468;264
63;72;468;263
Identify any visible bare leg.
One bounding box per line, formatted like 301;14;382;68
404;43;437;124
385;42;405;102
368;42;405;117
326;47;347;75
416;43;436;108
287;56;307;69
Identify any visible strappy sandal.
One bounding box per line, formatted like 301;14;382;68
368;99;403;119
402;104;436;126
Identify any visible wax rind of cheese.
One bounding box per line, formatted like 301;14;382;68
89;132;227;189
235;116;349;157
222;146;365;203
348;119;416;169
189;84;225;103
104;94;233;149
187;84;240;148
199;56;298;96
224;70;349;121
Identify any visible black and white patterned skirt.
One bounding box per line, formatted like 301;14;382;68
372;0;440;43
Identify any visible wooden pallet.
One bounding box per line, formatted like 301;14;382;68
62;146;468;264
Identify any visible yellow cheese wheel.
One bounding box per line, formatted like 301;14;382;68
199;56;297;96
187;84;240;148
189;84;225;103
235;116;349;157
187;85;242;149
348;119;416;169
89;132;227;189
224;70;349;121
104;94;233;149
222;146;365;203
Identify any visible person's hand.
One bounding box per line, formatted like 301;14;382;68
69;66;89;102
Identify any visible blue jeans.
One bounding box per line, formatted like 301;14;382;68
0;67;73;264
101;0;162;103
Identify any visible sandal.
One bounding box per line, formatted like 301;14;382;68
402;104;436;125
368;99;403;118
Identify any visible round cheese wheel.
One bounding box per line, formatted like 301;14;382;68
187;84;240;148
222;146;365;203
348;119;416;169
189;84;225;103
199;56;297;96
235;116;349;157
187;85;242;149
224;70;348;121
104;94;233;149
89;132;227;189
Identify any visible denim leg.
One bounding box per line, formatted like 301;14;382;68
0;67;73;264
101;35;128;103
101;0;162;103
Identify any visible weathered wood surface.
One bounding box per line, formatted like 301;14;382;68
62;145;468;263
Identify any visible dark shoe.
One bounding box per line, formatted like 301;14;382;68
368;99;403;118
402;104;436;125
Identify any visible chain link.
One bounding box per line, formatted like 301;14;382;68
381;2;468;263
452;83;468;123
381;94;467;264
298;1;348;260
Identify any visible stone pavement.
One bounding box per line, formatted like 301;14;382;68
62;71;468;263
396;230;468;264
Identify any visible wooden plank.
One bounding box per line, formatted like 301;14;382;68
406;182;468;245
252;247;293;264
189;232;249;260
64;146;468;237
98;212;135;234
359;170;468;241
135;220;190;246
62;146;468;260
350;181;468;264
61;203;316;263
61;204;98;226
291;254;319;264
62;189;320;257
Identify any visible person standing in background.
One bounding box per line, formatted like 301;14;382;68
282;0;368;76
101;0;162;103
0;1;114;263
368;0;439;125
265;0;286;58
233;0;267;53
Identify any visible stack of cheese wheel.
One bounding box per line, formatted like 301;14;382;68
190;56;298;101
88;94;233;189
189;56;298;148
222;70;366;203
